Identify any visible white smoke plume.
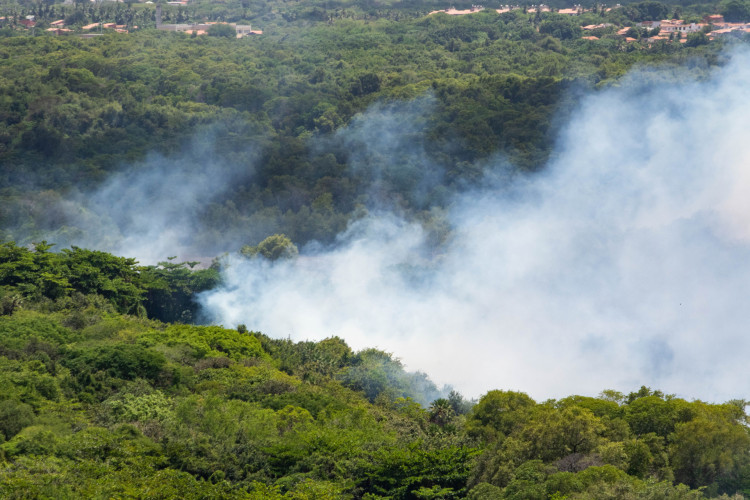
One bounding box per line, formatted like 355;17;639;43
201;47;750;403
16;126;259;264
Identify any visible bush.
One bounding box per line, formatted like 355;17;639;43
207;23;237;38
0;400;34;441
63;344;167;382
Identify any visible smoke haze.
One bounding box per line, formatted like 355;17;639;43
7;127;259;263
202;47;750;402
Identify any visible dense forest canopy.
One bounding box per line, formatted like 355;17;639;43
2;250;750;498
3;0;750;497
0;0;741;257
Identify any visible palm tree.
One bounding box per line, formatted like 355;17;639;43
429;398;455;427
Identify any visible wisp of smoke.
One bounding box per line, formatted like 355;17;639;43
201;47;750;402
19;127;259;264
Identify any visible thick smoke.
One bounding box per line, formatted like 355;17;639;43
323;96;447;211
202;48;750;402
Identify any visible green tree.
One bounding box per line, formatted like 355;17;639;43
207;23;236;38
0;400;34;441
429;398;455;428
670;416;750;490
240;234;299;261
722;0;750;22
466;390;536;441
539;15;582;40
685;32;709;47
521;406;605;463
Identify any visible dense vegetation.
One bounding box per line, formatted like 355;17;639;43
0;0;740;254
2;0;750;496
1;248;750;498
0;240;221;323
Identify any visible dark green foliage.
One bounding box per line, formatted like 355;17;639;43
140;259;221;323
0;4;724;254
207;23;236;38
539;14;582;40
685;31;709;47
0;400;34;441
0;2;743;497
622;1;670;22
63;343;167;382
351;72;382;96
0;242;142;314
0;241;222;322
721;0;750;22
363;443;480;499
60;247;144;314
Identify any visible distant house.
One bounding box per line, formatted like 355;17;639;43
50;19;65;27
46;27;72;35
709;26;748;38
234;24;256;37
582;23;612;30
428;5;484;16
82;22;101;30
658;19;701;33
704;14;724;25
155;6;259;37
637;20;661;29
19;19;36;28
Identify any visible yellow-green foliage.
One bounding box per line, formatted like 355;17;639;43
139;324;268;361
0;311;81;349
80;315;156;342
2;243;750;498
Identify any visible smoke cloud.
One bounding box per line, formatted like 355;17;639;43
202;47;750;403
9;126;259;264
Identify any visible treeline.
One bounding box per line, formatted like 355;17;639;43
1;245;749;498
467;389;750;498
0;3;729;254
0;241;219;323
0;0;740;29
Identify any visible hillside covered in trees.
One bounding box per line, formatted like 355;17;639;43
0;0;743;256
1;244;750;498
3;0;750;497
